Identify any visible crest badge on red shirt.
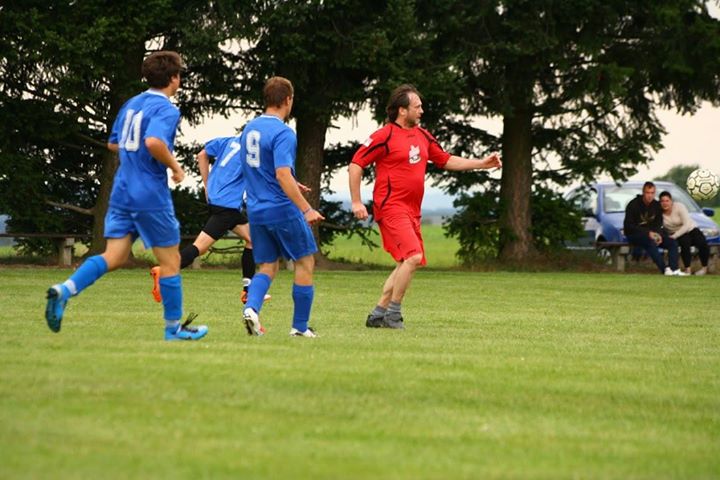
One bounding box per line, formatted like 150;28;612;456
408;145;421;164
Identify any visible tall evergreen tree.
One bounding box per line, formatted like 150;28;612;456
0;0;248;253
235;0;434;250
432;0;720;261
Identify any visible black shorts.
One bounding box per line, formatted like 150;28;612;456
202;205;248;240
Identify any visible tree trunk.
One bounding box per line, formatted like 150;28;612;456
498;107;535;261
88;150;118;254
88;44;144;254
294;111;329;247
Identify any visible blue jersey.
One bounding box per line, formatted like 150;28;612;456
239;115;298;225
108;90;180;212
204;136;245;210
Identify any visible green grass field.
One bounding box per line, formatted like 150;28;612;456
1;267;718;479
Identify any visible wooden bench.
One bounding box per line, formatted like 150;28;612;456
0;233;245;268
596;241;719;273
595;241;631;272
0;233;91;267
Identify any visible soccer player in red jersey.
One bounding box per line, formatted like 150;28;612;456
349;84;502;329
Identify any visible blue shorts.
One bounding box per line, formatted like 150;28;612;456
250;215;317;264
104;207;180;249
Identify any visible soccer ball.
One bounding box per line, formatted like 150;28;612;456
686;168;720;201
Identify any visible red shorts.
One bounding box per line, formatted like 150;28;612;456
377;211;426;266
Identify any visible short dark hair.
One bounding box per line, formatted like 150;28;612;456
386;84;420;122
659;190;672;200
643;181;656;191
263;76;294;108
142;51;185;89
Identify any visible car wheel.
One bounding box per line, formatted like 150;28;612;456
596;247;612;265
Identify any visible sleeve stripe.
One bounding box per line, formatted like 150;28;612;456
361;143;386;158
418;128;442;149
360;126;393;158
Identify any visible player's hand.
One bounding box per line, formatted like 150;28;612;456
650;231;662;245
297;181;312;194
352;201;368;220
171;167;185;184
480;152;502;170
304;208;325;225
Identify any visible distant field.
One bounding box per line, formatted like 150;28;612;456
1;268;718;478
191;225;461;268
323;224;460;268
0;225;461;268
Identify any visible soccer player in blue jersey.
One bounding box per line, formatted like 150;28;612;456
240;76;324;338
149;135;269;306
44;51;208;341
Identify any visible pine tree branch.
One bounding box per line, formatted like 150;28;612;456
74;133;109;150
45;200;94;216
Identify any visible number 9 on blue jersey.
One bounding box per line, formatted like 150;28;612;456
246;130;261;168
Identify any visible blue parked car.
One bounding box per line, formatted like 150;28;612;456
564;181;719;256
0;214;12;247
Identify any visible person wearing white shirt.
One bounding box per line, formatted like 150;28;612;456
660;191;710;275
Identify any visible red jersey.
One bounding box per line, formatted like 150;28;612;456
351;123;451;220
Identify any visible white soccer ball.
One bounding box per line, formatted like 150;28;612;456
686;168;720;201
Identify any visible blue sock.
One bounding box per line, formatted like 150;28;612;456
246;273;271;314
292;284;314;332
159;275;182;324
61;255;108;298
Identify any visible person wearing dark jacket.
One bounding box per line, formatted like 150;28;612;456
623;181;685;275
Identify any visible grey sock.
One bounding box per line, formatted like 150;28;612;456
387;301;401;315
371;305;387;318
165;319;180;331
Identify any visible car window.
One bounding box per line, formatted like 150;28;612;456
567;188;597;215
663;185;701;213
603;184;702;213
603;187;638;212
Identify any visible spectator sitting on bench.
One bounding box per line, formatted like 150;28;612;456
623;181;686;276
660;190;710;276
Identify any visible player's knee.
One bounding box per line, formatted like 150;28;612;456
293;255;315;283
257;261;278;279
101;254;120;271
193;242;210;256
158;251;181;275
295;254;315;271
405;253;424;268
194;232;216;254
101;251;128;271
294;268;313;285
